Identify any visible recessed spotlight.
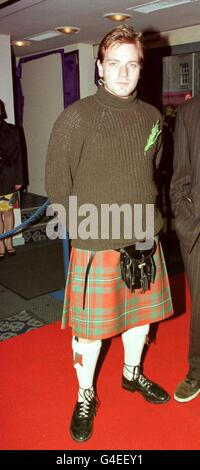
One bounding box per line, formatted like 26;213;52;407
55;26;80;35
12;40;31;47
26;31;62;41
104;13;132;21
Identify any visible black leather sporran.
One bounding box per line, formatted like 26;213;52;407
119;240;157;293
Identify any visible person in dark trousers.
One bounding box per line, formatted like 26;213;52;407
0;99;23;258
46;25;173;442
170;95;200;403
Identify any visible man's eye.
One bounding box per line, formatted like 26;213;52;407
109;62;118;66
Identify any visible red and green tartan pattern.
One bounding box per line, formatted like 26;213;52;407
62;240;173;339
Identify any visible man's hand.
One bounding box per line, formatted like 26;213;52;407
15;184;22;190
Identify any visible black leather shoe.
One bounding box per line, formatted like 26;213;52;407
70;389;99;442
122;366;170;404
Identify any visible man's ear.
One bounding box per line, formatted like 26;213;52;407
97;59;103;78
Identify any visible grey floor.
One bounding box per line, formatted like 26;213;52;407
0;283;63;322
0;238;64;341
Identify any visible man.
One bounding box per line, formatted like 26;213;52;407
45;25;173;442
0;99;23;258
170;95;200;403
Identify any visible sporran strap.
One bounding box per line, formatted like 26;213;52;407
83;251;96;309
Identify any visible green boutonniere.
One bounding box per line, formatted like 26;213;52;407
144;120;162;156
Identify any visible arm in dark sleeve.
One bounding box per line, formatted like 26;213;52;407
152;112;163;169
45;107;84;227
170;107;200;253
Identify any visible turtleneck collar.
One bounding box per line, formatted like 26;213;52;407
95;85;138;109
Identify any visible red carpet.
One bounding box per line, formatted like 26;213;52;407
1;273;200;450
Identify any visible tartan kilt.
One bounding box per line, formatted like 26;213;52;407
62;239;173;339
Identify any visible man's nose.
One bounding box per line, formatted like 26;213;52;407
119;65;128;77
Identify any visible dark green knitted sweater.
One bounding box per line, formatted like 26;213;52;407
45;86;163;250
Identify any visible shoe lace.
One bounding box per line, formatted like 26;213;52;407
78;388;99;419
124;364;152;390
138;374;151;390
131;366;152;390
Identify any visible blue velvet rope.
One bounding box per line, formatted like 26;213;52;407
0;199;49;240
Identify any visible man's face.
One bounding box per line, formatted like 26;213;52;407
97;43;141;99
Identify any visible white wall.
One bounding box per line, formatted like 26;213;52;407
0;34;15;123
63;43;96;98
145;24;200;49
21;53;63;195
76;44;97;98
19;43;97;196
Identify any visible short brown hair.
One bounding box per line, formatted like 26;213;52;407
97;25;144;66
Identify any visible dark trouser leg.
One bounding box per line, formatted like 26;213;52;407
180;236;200;380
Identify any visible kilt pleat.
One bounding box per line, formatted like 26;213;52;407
62;240;173;339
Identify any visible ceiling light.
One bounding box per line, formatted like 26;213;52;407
104;13;132;21
26;31;62;41
12;40;31;47
55;26;80;35
127;0;192;14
